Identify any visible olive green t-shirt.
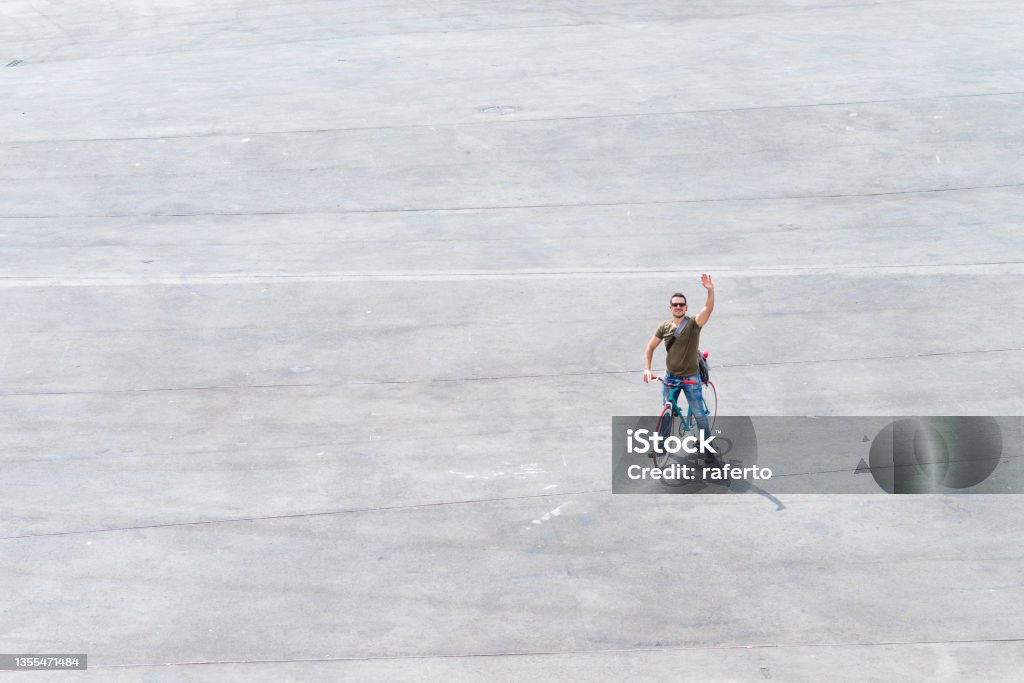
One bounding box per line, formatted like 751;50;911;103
655;317;702;377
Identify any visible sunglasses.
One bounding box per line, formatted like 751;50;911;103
671;302;687;308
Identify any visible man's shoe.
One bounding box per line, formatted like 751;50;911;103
703;455;721;467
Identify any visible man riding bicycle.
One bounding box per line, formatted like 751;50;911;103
643;273;716;463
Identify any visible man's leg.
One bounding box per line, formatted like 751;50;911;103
680;377;715;463
661;378;683;416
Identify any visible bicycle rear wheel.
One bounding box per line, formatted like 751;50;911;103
703;381;718;432
652;403;675;469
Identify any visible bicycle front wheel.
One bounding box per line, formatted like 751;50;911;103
652;404;675;469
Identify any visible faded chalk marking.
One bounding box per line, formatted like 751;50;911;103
448;464;547;481
531;502;572;525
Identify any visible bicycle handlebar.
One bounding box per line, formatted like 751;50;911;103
654;376;698;385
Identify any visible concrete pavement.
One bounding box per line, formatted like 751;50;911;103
2;0;1023;679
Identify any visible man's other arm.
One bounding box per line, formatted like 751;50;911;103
643;334;662;383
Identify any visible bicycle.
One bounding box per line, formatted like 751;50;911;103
651;353;718;469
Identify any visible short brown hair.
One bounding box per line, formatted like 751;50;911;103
669;292;687;304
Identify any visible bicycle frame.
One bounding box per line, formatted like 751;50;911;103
657;377;716;434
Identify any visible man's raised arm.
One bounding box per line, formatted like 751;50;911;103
694;273;715;327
